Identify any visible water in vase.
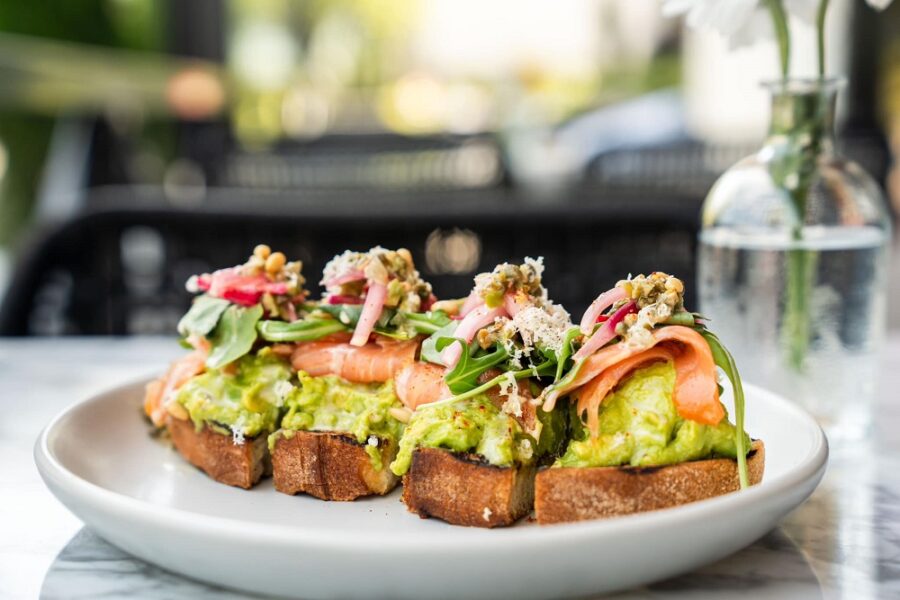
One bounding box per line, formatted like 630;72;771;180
699;225;888;442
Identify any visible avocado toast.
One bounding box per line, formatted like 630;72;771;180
262;246;450;500
389;258;570;527
534;272;765;523
144;245;307;488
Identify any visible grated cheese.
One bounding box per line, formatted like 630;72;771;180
498;371;523;418
273;380;294;407
510;301;572;357
231;414;247;446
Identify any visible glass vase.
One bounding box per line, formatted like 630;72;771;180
698;78;892;444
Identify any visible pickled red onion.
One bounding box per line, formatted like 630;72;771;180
440;304;507;367
579;287;627;335
197;268;289;306
459;292;481;317
573;300;636;360
350;281;387;347
323;269;365;288
503;292;524;317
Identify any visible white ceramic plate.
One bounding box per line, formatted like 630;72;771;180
36;379;827;599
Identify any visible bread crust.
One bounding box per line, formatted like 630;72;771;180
534;440;765;524
271;430;399;501
166;415;269;489
401;447;536;528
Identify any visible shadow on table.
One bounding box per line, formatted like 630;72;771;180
41;526;822;599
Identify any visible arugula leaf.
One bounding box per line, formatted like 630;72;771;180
177;295;230;338
313;304;451;340
206;304;263;369
699;328;749;489
257;318;348;342
420;321;459;364
397;310;452;335
436;338;509;394
314;304;368;327
554;326;582;382
423;357;556;408
663;311;696;327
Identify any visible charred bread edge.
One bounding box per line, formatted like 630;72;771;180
534;440;765;524
271;430;400;501
401;446;536;528
166;415;270;489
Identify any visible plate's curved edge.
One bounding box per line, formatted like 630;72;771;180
34;377;829;555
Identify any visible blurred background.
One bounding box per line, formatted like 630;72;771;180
0;0;897;336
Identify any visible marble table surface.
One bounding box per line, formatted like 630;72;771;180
2;336;899;600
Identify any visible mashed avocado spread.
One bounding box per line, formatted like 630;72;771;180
175;348;291;440
389;394;566;476
555;361;747;468
274;372;406;470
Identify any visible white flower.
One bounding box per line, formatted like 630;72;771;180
866;0;893;9
661;0;817;49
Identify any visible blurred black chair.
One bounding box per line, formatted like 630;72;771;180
0;185;701;336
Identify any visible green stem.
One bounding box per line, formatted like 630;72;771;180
816;0;830;77
784;248;817;371
765;0;792;78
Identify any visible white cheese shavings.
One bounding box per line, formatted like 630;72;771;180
509;301;572;357
231;415;247;446
498;371;523;418
482;507;493;522
367;435;379;447
273;380;294;407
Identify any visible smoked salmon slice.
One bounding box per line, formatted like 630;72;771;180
546;325;724;434
393;362;451;409
290;336;419;383
144;339;210;427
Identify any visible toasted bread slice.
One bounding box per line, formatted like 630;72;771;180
271;431;399;501
166;415;270;489
534;440;765;524
401;447;536;528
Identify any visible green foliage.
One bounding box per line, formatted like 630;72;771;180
206;304;263;369
177;295;230;338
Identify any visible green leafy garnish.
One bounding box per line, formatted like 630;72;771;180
423;357;556;409
206;304;263;369
436;337;509;394
699;328;749;489
312;304;452;340
420;321;458;364
177;295;230;338
554;326;582;382
663;311;697;327
257;319;348;342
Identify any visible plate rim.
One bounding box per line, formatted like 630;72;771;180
35;377;829;554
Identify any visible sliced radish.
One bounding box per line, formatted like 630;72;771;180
350;281;387;347
440;304;507;367
573;300;636;360
579;287;627;335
